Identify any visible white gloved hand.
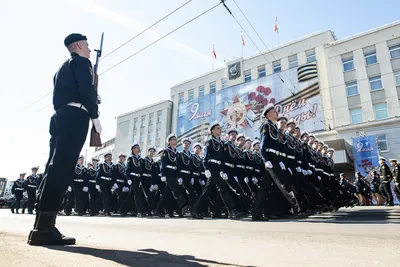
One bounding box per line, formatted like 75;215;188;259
395;182;399;186
82;186;88;192
279;162;286;170
288;168;293;175
307;170;312;175
190;178;194;185
127;179;132;185
96;185;101;192
113;183;119;189
97;95;102;104
244;177;249;183
296;167;302;173
149;185;155;192
161;176;166;182
67;186;72;192
153;184;159;190
92;118;102;134
200;180;206;186
317;176;321;181
265;161;273;169
302;170;307;176
252;177;258;184
205;170;211;178
177;178;183;185
122;186;129;192
234;176;239;182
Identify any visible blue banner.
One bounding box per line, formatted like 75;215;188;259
352;135;380;177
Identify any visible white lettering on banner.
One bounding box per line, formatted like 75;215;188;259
189;103;212;121
275;100;318;125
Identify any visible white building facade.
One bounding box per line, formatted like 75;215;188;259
91;138;115;161
114;100;173;158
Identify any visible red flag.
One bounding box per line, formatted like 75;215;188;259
241;35;245;46
213;45;217;59
274;17;278;32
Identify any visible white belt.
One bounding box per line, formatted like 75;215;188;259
116;179;125;183
15;188;24;191
315;168;323;172
89;180;96;183
193;172;200;176
129;172;141;177
209;159;221;165
224;162;234;168
236;165;245;169
166;165;177;170
266;149;281;156
255;169;260;173
280;153;287;158
28;185;37;188
101;176;112;181
246;166;254;170
73;179;84;182
297;161;302;164
67;102;88;113
142;173;151;177
287;155;295;160
180;170;190;174
201;172;205;174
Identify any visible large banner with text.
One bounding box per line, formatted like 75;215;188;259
351;135;380;177
176;62;323;145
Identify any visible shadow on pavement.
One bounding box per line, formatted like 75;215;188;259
46;246;257;267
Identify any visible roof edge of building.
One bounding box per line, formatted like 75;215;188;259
326;20;400;47
115;100;173;119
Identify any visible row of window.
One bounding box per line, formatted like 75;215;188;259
349;103;388;124
342;44;400;72
346;71;400;97
179;50;317;102
133;127;162;143
133;110;163;129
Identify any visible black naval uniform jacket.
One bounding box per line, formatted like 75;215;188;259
244;149;255;179
390;164;399;183
87;165;98;188
223;141;237;176
294;138;304;170
277;129;289;166
113;162;127;187
96;161;114;186
25;174;38;192
152;160;162;186
260;119;282;164
204;136;224;173
126;154;143;184
160;146;178;179
235;146;246;179
142;156;154;184
191;154;203;183
73;164;87;189
285;132;298;170
11;179;25;199
379;163;393;182
253;150;264;179
177;150;192;180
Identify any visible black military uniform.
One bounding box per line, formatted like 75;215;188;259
390;159;400;204
177;139;198;207
87;161;101;215
29;33;99;246
126;145;147;217
156;134;189;216
113;154;129;215
72;160;88;215
11;174;26;214
378;158;394;206
192;123;239;219
25;167;39;214
96;154;115;216
191;143;205;198
141;148;157;214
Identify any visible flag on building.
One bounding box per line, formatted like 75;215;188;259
274;17;278;32
241;35;245;46
213;45;217;59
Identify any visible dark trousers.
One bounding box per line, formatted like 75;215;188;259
130;178;147;214
225;170;250;213
99;181;113;214
156;174;187;214
63;190;74;214
11;194;23;211
192;170;235;214
252;172;273;218
36;106;89;212
379;181;393;204
27;188;36;213
394;183;400;203
72;183;88;214
180;173;198;207
141;178;156;211
88;184;101;214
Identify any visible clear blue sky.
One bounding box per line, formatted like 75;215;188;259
1;0;399;178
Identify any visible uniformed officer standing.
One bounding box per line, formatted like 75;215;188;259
11;173;27;214
389;159;400;204
96;153;114;216
72;156;88;215
25;166;39;214
141;147;157;214
28;33;102;246
177;138;198;208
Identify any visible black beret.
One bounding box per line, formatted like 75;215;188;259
64;33;87;47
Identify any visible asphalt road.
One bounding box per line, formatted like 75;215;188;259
1;206;400;267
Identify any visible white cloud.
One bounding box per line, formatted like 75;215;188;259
70;0;224;67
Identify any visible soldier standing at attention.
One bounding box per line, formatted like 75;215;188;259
28;33;102;246
379;157;394;206
11;173;27;214
26;166;39;214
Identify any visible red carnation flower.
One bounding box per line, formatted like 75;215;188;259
269;98;276;104
248;92;256;101
256;86;265;93
255;95;264;102
262;98;269;106
264;87;272;96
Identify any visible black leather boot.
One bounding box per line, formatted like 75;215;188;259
27;211;76;246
